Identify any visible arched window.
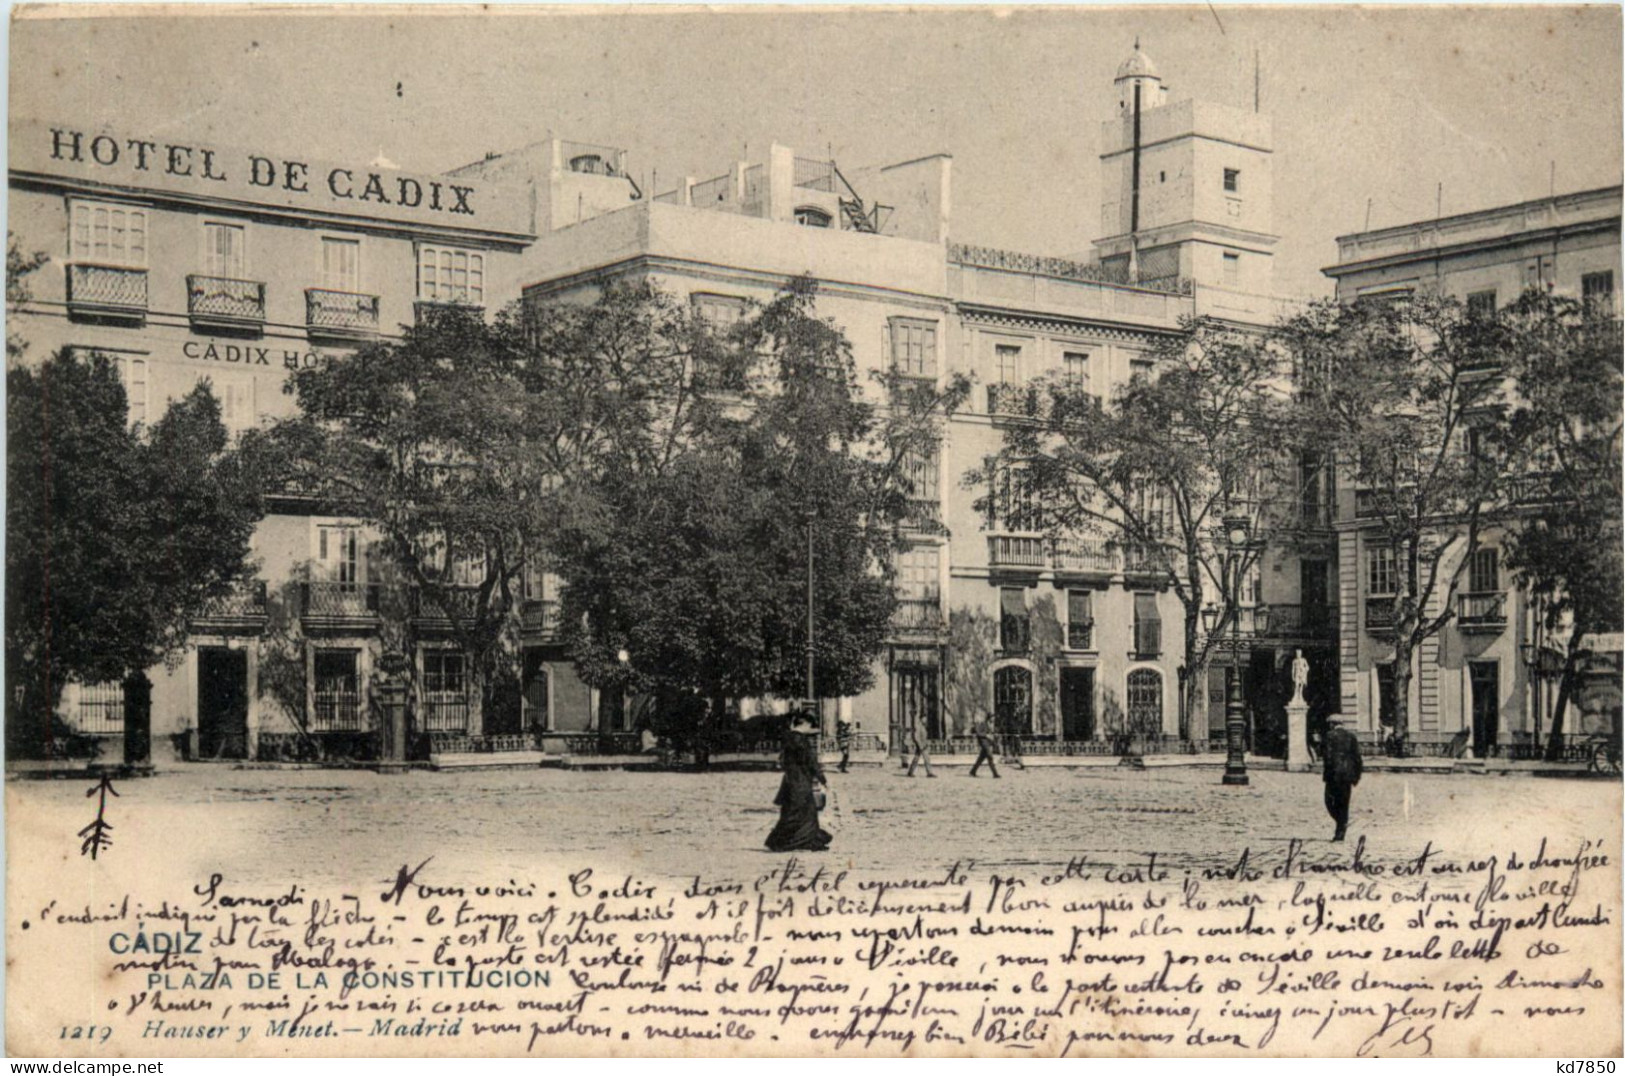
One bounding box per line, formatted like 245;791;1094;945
1127;669;1163;736
994;665;1033;737
569;154;607;175
794;206;833;228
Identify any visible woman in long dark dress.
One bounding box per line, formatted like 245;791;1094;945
765;712;831;852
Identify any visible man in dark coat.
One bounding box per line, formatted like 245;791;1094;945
968;713;1001;778
1321;716;1364;842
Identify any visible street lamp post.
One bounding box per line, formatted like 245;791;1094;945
805;510;816;720
1221;514;1252;787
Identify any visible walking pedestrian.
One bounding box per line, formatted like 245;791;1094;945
765;710;831;852
999;713;1028;771
968;713;1000;778
904;720;936;778
1321;716;1363;842
836;716;854;773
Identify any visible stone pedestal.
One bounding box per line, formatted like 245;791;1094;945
376;678;410;774
1286;699;1312;772
122;671;154;774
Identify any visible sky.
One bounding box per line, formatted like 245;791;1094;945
9;5;1622;299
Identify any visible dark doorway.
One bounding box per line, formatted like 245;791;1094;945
995;665;1034;737
197;647;248;759
893;665;941;751
521;650;549;732
1469;661;1499;758
1060;667;1096;740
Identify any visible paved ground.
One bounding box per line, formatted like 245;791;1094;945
10;762;1618;891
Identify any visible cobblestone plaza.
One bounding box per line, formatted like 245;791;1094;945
11;765;1617;889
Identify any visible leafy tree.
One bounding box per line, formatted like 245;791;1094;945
1494;290;1624;757
550;279;968;749
1286;293;1508;752
984;317;1297;741
275;290;698;734
7;231;47;362
6;352;263;756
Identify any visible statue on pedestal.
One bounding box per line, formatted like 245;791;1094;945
1291;648;1309;707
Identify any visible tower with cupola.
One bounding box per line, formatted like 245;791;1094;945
1094;41;1278;301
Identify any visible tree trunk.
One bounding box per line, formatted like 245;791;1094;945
6;662;62;760
466;661;487;739
1180;607;1201;742
1389;638;1415;756
1544;643;1582;762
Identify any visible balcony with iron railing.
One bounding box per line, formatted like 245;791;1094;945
412;585;482;631
67;263;148;322
986;382;1047;420
988;533;1048;573
187;275;266;330
1052;536;1118;579
1066;619;1095;651
522;599;560;641
305;288;380;339
300;582;380;632
899;497;947;535
1365;595;1398;634
1122;543;1172;579
890;597;946;637
191;580;269;633
414;299;484;326
1456;591;1507;632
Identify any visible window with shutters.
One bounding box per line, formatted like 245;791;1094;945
70;201;147;266
995;344;1021;385
692;292;748;328
1469;547;1499;593
114;355;148;426
203;221;247;278
1132;592;1161;657
1582;271;1615;316
991;465;1043;533
901;447;939;503
1000;587;1030;652
896;546;940;601
418;245;485;306
1466;290;1497;319
219;373;257;434
321;237;361;292
1368;545;1397;596
890;318;939;379
317;525;361;585
1066;589;1094;650
1062;350;1091;390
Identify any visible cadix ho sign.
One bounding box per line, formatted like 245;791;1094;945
11;120;532;238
